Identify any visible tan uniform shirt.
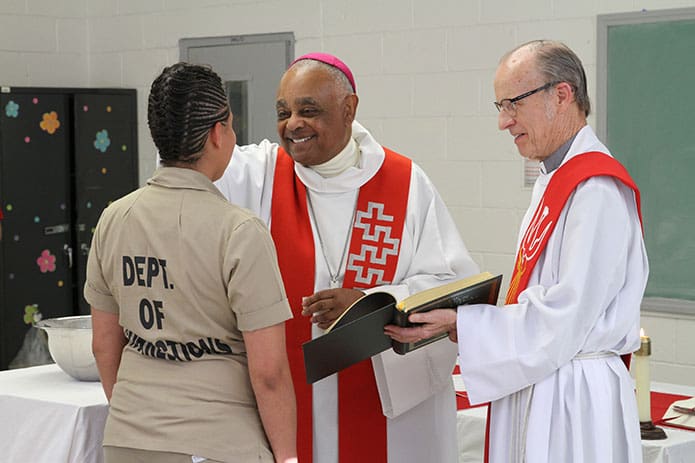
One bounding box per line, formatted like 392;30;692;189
84;167;292;462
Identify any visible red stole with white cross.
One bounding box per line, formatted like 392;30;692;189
270;146;411;463
482;151;643;463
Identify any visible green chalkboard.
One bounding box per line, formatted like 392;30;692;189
603;13;695;301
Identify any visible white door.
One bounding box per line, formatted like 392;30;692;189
180;33;294;145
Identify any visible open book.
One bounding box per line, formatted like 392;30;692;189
662;397;695;430
302;272;502;384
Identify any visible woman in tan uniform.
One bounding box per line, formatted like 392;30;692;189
85;63;297;463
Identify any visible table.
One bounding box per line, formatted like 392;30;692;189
0;364;108;463
455;375;695;463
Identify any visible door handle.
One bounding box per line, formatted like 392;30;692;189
63;244;73;268
80;243;90;256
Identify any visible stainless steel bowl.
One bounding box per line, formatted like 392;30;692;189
35;315;100;381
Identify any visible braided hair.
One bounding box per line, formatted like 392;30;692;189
148;63;230;165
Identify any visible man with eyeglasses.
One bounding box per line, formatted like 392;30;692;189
386;40;646;462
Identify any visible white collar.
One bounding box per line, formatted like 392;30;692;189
294;121;384;194
310;136;360;178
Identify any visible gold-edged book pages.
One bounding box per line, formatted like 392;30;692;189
396;272;498;313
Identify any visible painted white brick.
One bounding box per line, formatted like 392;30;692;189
0;16;56;53
322;0;412;36
584;64;597;114
640;314;678;363
26;52;88;86
143;2;321;49
134;86;148;130
28;0;87;17
413;71;481;117
57;18;88;53
164;0;253;9
452;206;521;254
118;0;165;15
480;0;554;24
417;160;481;208
0;52;29;85
381;117;447;164
138;122;157;185
595;2;640;15
651;362;695;388
448;25;516;71
382;29;447;74
90;15;143;52
322;34;383;76
675;317;695;364
552;0;601;19
447;115;516;161
357;74;412;118
89;52;123;86
517;19;595;66
482;160;532;209
357;118;384;143
122;49;169;87
294;38;323;59
0;0;25;15
636;1;695;12
86;0;118;17
166;47;179;64
412;0;478;28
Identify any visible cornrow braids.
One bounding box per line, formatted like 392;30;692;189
148;63;230;165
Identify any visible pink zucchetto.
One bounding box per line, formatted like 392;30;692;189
290;52;356;93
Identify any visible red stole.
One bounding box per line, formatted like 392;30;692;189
270;146;412;463
483;151;643;463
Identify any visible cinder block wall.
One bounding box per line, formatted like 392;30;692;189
2;0;693;385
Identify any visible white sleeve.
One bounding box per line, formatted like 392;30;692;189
213;140;279;224
372;163;480;418
457;177;647;404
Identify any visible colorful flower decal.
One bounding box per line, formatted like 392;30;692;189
32;97;39;104
5;100;19;118
36;249;56;273
23;304;41;325
40;111;61;134
24;136;30;143
94;129;111;152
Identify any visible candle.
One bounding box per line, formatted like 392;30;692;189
633;328;652;423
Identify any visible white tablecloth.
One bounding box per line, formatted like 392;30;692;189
456;379;695;463
0;364;108;463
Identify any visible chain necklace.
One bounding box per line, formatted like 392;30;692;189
306;191;358;288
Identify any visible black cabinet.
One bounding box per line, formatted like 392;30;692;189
0;88;138;370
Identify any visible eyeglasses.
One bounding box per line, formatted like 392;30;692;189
493;82;558;116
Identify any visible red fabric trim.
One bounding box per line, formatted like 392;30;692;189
485;151;643;462
505;151;642;305
270;148;314;462
271;146;412;462
342;147;411;289
338;148;411;463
